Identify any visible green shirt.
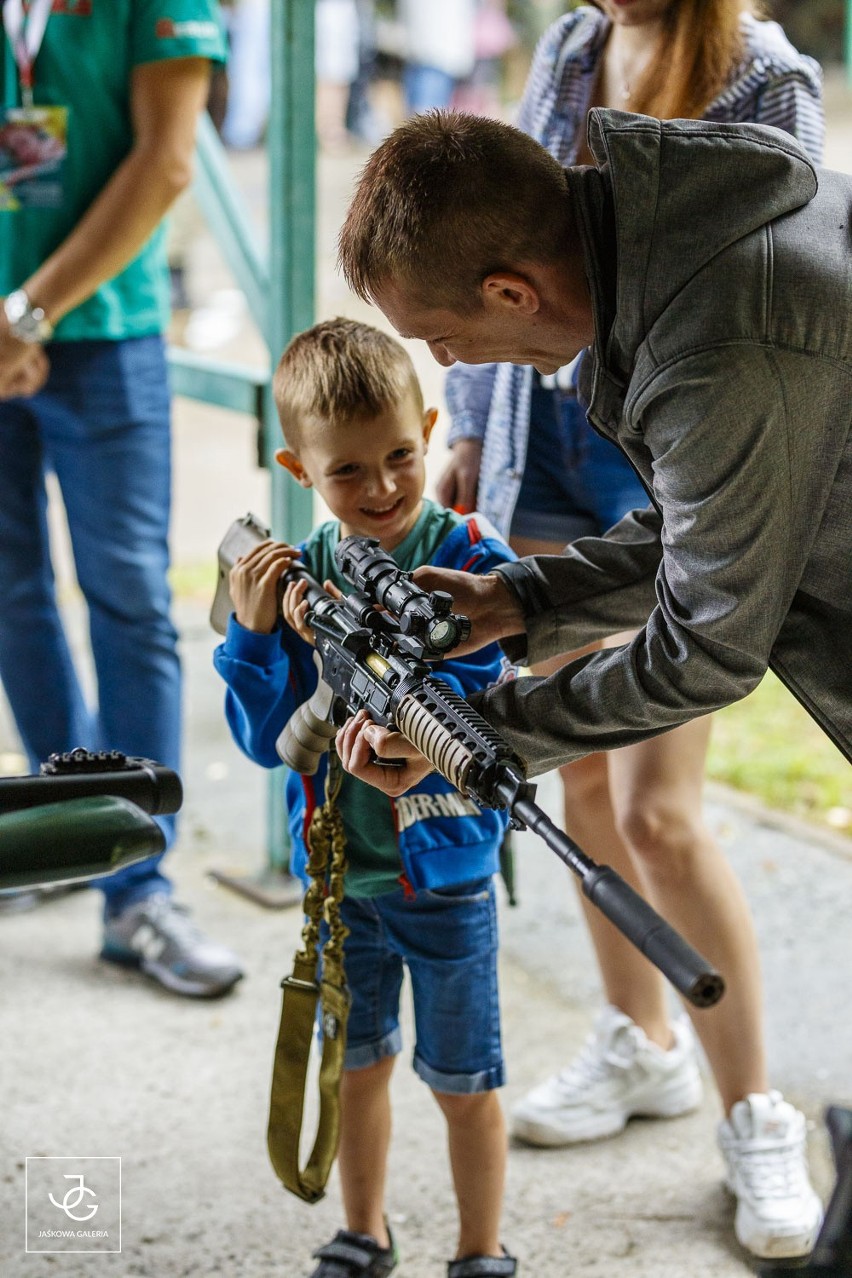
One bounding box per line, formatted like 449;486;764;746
302;500;464;898
0;0;225;342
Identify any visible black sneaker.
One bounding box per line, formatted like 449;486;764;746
309;1227;398;1277
448;1247;517;1277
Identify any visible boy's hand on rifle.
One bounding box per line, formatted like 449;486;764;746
336;709;434;797
282;577;342;645
229;540;301;634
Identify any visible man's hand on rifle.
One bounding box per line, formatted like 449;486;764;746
410;566;525;656
335;708;434;797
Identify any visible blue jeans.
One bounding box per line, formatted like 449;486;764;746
0;336;181;914
329;879;504;1094
403;64;457;114
511;380;651;542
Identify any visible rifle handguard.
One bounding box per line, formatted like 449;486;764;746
395;694;476;792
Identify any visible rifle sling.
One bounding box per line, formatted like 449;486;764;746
267;750;350;1203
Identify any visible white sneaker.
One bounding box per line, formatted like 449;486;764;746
718;1090;824;1259
510;1005;703;1146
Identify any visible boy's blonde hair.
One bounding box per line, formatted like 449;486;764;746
273;317;424;451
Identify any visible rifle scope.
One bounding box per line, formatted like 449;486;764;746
335;535;471;658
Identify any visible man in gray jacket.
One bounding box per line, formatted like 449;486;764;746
336;108;850;1259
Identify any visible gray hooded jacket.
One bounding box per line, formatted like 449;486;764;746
474;109;851;773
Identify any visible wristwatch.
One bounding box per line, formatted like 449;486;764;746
4;289;54;343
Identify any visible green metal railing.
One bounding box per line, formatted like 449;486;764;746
168;1;315;899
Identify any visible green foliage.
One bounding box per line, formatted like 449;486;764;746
707;671;851;837
765;0;847;65
506;0;575;46
170;561;219;602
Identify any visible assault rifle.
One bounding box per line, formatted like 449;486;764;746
277;534;725;1011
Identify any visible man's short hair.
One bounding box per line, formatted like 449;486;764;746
273;317;423;450
338;110;573;312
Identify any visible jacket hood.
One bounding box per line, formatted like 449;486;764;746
580;108;819;385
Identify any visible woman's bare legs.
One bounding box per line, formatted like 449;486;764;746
510;532;767;1111
609;723;768;1109
559;750;674;1048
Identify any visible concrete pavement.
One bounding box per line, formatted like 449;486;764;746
1;69;851;1278
2;603;851;1276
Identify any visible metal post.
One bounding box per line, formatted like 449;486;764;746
267;1;317;490
191;1;317;906
263;0;316;890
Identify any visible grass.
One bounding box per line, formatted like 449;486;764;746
172;563;850;840
170;560;221;602
706;671;851;839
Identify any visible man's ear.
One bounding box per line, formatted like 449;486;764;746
422;406;438;448
481;272;541;316
275;447;312;487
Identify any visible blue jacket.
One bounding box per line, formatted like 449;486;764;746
214;514;516;893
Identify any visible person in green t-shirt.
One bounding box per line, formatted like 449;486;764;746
0;2;243;998
215;318;518;1278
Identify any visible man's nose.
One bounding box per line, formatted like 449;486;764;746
427;341;455;368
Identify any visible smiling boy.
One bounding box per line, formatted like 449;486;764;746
213;318;518;1278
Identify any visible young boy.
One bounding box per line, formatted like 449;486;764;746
213;318;518;1278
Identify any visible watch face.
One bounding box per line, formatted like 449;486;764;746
5;289;51;342
5;289;28;323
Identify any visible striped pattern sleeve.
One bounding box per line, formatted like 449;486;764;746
515;8;604;159
445;362;498;445
753;76;824;163
706;13;825;162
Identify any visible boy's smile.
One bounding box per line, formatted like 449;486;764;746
360;493;405;522
276;389;437;552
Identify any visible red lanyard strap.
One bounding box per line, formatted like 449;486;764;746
3;0;54;105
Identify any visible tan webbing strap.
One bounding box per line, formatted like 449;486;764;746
267;751;350;1203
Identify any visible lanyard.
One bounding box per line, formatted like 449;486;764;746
3;0;54;108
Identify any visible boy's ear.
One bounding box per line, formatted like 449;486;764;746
422;407;438;447
275;448;312;488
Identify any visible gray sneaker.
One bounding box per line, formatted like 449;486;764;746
101;894;243;998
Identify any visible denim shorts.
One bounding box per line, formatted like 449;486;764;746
511;379;650;543
328;879;504;1094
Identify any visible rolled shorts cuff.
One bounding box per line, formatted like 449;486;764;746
413;1053;505;1095
344;1025;402;1071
